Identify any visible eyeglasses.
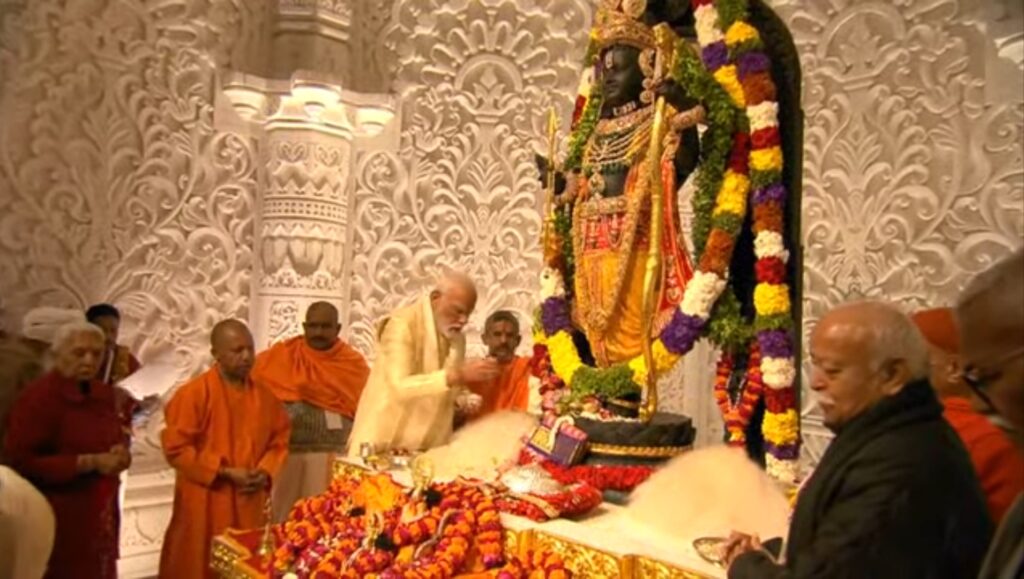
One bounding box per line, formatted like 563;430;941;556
960;346;1024;412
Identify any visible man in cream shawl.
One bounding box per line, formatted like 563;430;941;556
348;272;500;456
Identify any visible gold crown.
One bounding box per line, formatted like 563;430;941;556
594;0;655;51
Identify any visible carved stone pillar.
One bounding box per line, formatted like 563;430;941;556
217;71;396;347
272;1;353;84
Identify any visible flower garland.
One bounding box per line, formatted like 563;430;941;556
534;0;800;483
518;448;655;492
273;474;573;578
692;0;799;483
713;343;763;446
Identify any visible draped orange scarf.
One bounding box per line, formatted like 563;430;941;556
252;336;370;418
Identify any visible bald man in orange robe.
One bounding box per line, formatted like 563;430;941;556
158;320;290;579
251;301;370;521
466;311;532;420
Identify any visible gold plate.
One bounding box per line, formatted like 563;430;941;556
692;536;727;568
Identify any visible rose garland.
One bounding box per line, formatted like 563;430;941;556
691;0;800;483
518;448;655;492
713;343;763;446
534;0;800;483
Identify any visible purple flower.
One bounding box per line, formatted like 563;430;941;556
482;553;506;568
541;297;573;335
758;329;793;359
765;442;800;460
737;52;771;79
660;310;705;355
702;41;729;71
752;183;787;204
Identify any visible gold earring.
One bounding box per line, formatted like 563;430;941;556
640;78;654;104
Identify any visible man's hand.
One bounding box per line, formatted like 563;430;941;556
218;466;252;488
721;531;763;567
654;78;700;112
457;358;501;384
455;390;483;416
83;446;132;476
241;469;270;494
109;444;132;472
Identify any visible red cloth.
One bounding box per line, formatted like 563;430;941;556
4;371;128;579
943;397;1024;523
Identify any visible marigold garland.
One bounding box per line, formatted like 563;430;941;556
271;474;574;578
713;343;764;446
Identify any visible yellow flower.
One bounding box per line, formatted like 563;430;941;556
629;354;648;385
712;170;749;218
652;340;681;373
762;409;799;445
713;65;746;108
533;329;548;345
754;283;791;316
751;146;783;172
627;340;680;385
725;21;760;46
547;331;583;383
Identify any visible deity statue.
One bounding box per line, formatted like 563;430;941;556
534;0;802;482
540;0;703;371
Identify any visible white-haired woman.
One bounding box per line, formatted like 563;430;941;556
4;321;131;579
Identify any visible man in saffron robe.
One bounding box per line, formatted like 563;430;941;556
252;301;370;521
4;321;132;579
159;319;290;579
912;307;1024;524
347;272;501;457
466;310;532;419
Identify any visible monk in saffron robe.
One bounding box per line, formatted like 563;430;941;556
347;272;501;457
912;308;1024;524
4;321;132;579
252;301;370;521
159;319;290;579
466;310;532;419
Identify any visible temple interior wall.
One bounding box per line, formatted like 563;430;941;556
0;0;1020;575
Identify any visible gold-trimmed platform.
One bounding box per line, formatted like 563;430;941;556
211;459;720;578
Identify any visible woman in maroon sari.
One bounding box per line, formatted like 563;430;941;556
4;321;131;579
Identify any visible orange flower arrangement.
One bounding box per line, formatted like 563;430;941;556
271;474;571;579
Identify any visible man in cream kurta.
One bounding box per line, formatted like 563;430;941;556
348;273;500;456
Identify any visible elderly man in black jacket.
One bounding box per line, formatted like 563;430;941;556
725;300;992;579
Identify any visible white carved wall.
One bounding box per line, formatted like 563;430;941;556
769;0;1024;468
0;0;269;574
1;0;1022;576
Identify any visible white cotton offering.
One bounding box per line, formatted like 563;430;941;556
422;411;538;481
625;445;790;542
